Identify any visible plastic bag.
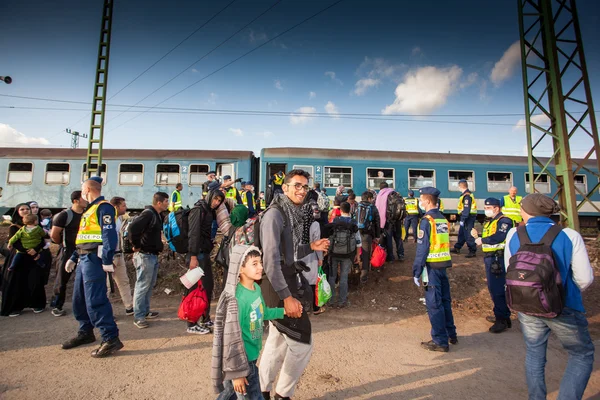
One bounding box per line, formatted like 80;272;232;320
315;266;332;307
371;243;387;268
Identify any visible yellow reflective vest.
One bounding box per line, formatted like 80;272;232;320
502;195;522;223
169;190;182;212
226;187;239;202
76;200;116;245
438;198;444;213
273;173;285;186
423;215;452;265
405;198;419;215
457;192;477;215
482;217;507;252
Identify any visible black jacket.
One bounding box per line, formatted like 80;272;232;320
188;199;215;254
128;206;164;254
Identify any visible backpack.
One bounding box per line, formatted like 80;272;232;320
163;208;191;254
505;224;564;318
330;219;358;256
121;216;137;254
59;208;74;247
355;203;373;231
317;191;330;212
386;191;406;222
178;284;208;323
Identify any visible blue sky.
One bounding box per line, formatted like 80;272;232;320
0;0;598;157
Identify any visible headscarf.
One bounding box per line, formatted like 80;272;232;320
230;205;249;228
12;203;30;227
520;193;561;216
336;185;345;196
27;201;39;215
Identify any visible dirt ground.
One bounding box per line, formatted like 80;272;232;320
1;227;599;399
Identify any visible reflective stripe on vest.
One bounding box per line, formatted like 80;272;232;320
226;187;238;200
438;198;444;213
406;198;419;215
482;217;506;252
75;200;116;244
457;193;477;214
424;215;451;264
502;195;522;223
241;190;248;207
169;190;182;212
273;174;284;185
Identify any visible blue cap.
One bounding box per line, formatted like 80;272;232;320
458;179;467;184
408;190;414;196
207;171;216;175
241;181;247;186
485;197;501;206
208;181;221;191
88;176;103;184
419;187;440;196
223;175;232;180
245;181;253;186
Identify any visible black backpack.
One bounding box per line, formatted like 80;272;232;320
121;216;137;254
330;219;358;256
506;225;564;318
386;191;406;222
355;203;373;231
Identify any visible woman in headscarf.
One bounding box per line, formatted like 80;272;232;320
1;203;47;316
335;185;348;204
27;201;39;217
27;200;53;284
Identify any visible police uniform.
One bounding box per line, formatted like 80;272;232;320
169;189;182;212
480;198;513;332
501;194;522;225
404;190;420;242
413;187;456;351
223;175;243;204
437;198;445;213
271;172;285;195
202;171;217;198
72;182;120;349
453;179;477;256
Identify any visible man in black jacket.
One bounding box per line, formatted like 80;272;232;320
129;192;169;329
357;191;381;283
186;188;225;333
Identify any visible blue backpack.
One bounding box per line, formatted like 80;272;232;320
163;208;190;253
355;203;373;230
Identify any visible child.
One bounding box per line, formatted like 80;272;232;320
40;209;53;233
7;214;48;269
213;246;286;399
328;198;342;223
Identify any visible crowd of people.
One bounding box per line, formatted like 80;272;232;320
0;169;596;400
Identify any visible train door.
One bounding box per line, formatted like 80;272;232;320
266;163;287;186
216;163;235;180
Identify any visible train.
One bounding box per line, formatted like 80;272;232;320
1;147;598;227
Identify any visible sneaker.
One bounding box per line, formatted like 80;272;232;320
91;337;123;358
313;307;326;315
420;340;449;353
187;324;210;335
52;308;66;317
134;320;149;329
145;311;159;319
8;312;20;317
489;319;510;334
450;248;460;254
125;308;134;316
62;331;96;350
33;308;45;314
203;319;214;329
449;337;459;345
465;252;476;258
262;392;271;400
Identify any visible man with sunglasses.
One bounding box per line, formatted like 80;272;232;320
259;169;330;400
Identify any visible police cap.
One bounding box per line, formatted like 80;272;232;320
419;187;440;196
485;197;501;206
208;181;221;191
458;179;468;184
207;171;216;176
408;190;414;196
88;176;103;184
223;175;232;180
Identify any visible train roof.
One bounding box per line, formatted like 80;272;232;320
261;147;598;167
0;148;254;160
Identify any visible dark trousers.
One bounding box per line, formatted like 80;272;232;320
424;267;456;347
310;284;320;312
484;256;511;320
384;225;395;262
360;233;373;271
186;251;213;321
393;219;404;258
51;246;75;309
455;216;477;253
72;253;118;341
404;215;418;241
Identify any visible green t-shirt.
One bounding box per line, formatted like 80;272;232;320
236;282;284;361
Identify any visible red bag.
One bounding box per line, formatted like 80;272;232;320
178;284;208;323
370;244;387;268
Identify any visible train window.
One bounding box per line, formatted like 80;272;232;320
367;168;394;189
525;173;550;194
292;165;314;187
487;172;512;192
82;164;107;185
155;164;180;185
574;174;587;194
119;164;144;185
45;163;70;185
448;170;475;192
7;162;34;184
189;164;209;186
408;169;435;190
323;166;352;188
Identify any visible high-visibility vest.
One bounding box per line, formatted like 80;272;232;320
256;198;266;209
502;195;522;223
406;198;419;215
482;215;507;252
76;200;116;245
457;192;477;215
241;190;248;207
423;215;451;266
226;187;239;202
273;174;285;186
438;198;444;213
169;190;182;212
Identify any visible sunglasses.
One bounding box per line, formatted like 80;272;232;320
286;182;309;192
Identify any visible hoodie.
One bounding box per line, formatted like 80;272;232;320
375;187;394;228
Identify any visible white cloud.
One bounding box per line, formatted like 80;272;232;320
490;41;521;86
290;107;317;125
354;78;381;95
207;92;218;105
248;29;268;43
324;101;339;118
325;71;343;85
274;80;283;91
309;91;316;99
513;114;551;131
256;131;273;138
412;46;422;56
460;72;479;89
382;65;463;115
228;128;244;137
0;123;50;146
191;68;199;73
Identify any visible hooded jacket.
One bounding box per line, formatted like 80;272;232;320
188;191;221;254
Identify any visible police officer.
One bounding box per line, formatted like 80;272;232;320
452;179;477;257
471;198;513;333
223;175;243;204
437;198;445;213
404;190;420;242
500;186;522;226
169;183;183;212
241;181;256;217
202;171;217;198
61;177;123;358
271;171;285;195
413;187;457;352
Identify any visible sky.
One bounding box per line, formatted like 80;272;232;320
0;0;599;157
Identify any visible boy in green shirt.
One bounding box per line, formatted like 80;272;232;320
217;247;285;400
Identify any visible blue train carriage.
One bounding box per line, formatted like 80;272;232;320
0;148;257;215
259;147;599;226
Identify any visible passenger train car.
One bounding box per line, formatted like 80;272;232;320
1;147;598;227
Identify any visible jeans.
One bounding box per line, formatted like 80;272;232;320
132;253;159;321
455;216;477;253
424;267;456;347
218;360;262;400
329;257;352;305
404;215;418;241
518;308;595;400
